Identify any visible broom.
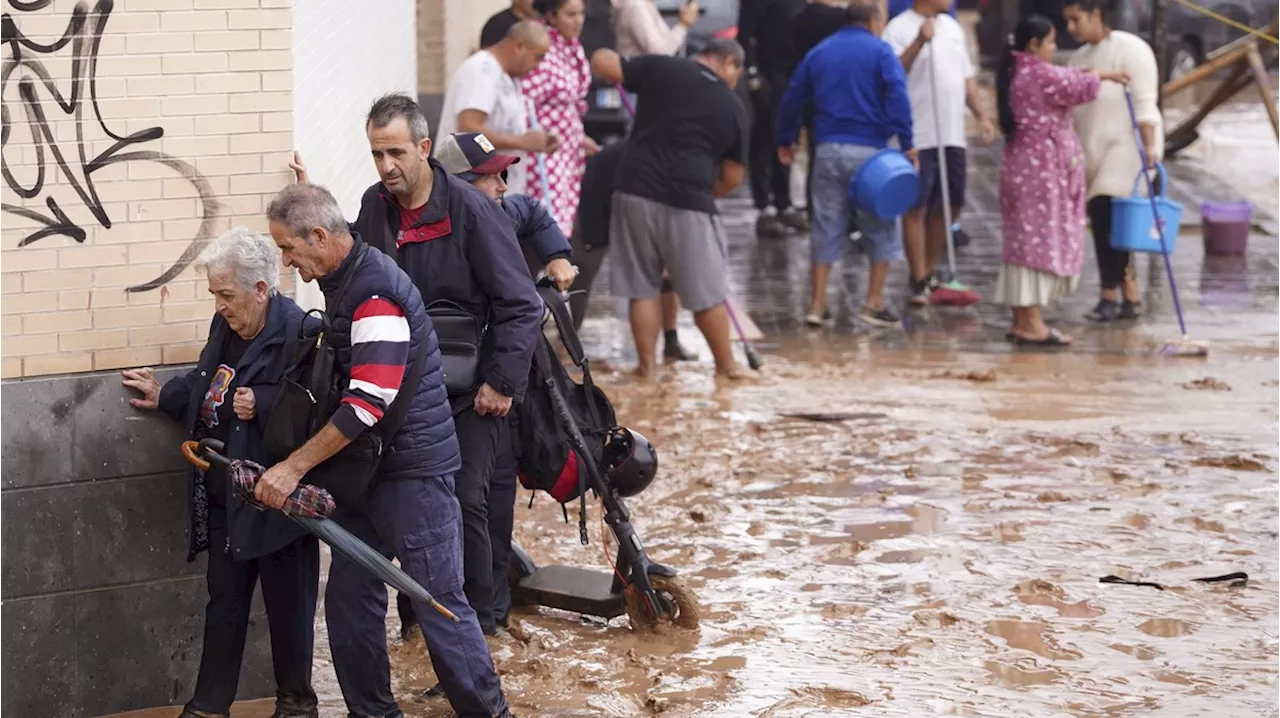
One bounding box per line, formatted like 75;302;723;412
1123;87;1208;358
924;39;979;307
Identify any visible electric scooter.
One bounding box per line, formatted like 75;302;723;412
505;283;699;630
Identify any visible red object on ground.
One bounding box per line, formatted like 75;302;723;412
930;286;981;307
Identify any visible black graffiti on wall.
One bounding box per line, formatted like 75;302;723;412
1;0;223;292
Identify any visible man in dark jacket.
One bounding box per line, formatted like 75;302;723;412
351;93;542;637
393;130;574;637
259;183;510;718
123;229;320;718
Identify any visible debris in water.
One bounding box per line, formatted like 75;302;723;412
1191;455;1268;471
1182;377;1232;391
688;508;707;523
928;368;997;382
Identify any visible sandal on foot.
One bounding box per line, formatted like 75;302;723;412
1014;329;1071;347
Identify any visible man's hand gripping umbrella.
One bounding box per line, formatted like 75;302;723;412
180;438;460;623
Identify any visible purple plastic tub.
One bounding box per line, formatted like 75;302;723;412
1201;201;1252;256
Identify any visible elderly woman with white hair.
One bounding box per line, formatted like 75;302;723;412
121;228;320;718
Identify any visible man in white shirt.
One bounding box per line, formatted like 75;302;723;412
436;20;560;195
882;0;994;306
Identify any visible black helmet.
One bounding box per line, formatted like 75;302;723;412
603;426;658;497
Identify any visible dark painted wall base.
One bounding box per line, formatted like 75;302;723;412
2;369;275;718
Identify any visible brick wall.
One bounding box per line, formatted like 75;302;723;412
1;0;295;379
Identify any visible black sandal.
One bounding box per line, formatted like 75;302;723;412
1014;329;1072;347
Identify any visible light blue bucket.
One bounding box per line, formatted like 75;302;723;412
849;148;918;220
1109;163;1182;254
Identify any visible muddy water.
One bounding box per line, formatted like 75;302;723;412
435;347;1274;718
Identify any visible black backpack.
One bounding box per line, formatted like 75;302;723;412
515;286;616;526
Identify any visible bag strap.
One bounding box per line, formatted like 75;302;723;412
334;243;368;308
537;285;604;431
378;320;430;441
538;285;585;366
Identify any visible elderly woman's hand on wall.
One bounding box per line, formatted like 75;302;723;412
121;368;161;409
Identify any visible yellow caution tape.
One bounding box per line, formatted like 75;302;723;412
1171;0;1278;45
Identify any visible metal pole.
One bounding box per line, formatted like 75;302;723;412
1152;0;1167;109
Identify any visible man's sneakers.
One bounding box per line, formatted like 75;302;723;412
858;305;901;328
909;275;935;306
756;208;810;238
804;308;834;328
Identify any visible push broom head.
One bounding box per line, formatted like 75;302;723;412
1158;337;1210;357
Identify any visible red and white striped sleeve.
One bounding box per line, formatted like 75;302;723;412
332;296;412;439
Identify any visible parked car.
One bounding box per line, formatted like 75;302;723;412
976;0;1275;81
581;0;741;145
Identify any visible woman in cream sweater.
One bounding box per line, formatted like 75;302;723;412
1064;0;1162;323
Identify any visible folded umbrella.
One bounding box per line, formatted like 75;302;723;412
182;440;459;622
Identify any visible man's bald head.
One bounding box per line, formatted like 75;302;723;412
845;0;881;26
498;19;551;77
507;18;550;45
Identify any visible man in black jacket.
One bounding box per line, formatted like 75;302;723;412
349;93;543;638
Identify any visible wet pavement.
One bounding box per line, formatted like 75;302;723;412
111;111;1279;718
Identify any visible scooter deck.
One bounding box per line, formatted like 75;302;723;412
512;565;627;619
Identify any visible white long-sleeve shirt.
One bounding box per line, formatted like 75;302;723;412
1067;30;1163;200
612;0;688;58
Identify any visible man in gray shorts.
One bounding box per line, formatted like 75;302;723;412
589;39;749;378
776;0;914;328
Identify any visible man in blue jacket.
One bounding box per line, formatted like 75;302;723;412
259;183;511;718
777;0;914;329
347;94;542;639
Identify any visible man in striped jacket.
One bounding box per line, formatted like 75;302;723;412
258;183;511;718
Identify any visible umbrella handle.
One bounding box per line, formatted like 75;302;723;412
181;440;210;471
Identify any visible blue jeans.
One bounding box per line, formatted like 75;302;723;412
325;475;508;718
810;143;903;266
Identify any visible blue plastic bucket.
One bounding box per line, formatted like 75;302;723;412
849;149;918;220
1109;163;1182;254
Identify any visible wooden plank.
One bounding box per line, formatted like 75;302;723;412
1245;42;1280;139
1162;41;1250;99
1165;61;1252;154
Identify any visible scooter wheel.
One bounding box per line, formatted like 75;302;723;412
624;575;701;631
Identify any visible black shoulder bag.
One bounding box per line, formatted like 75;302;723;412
262;246;428;507
427;298;485;398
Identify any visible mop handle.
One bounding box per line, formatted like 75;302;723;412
617;82;636;118
1123;87;1188;337
525;96;555;211
926;36;958;277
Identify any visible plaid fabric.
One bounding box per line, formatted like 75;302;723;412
229;459;336;518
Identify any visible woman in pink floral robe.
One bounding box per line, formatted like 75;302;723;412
995;16;1126;347
522;0;597;236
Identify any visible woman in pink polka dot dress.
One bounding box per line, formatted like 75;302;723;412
522;0;599;236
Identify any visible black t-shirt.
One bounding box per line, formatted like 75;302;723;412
742;0;805;76
790;2;846;67
196;331;251;507
614;56;748;215
576;141;627;248
480;9;520;48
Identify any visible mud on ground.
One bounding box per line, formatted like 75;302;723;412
370;347;1278;718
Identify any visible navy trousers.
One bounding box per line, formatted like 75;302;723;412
325;475;509;718
488;418;519;627
186;508;319;716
